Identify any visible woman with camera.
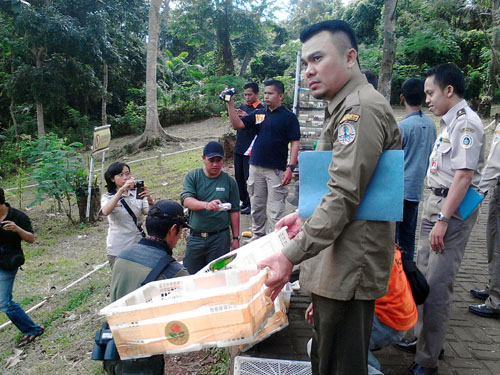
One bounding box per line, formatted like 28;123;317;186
101;162;153;268
0;187;44;347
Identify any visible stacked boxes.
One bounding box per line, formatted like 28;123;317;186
100;269;274;359
297;88;327;150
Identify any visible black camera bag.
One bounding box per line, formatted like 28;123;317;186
400;247;430;305
0;245;25;270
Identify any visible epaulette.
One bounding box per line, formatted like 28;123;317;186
456;108;466;118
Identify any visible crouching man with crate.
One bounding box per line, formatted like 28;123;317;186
103;200;190;375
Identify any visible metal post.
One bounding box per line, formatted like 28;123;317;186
100;150;106;193
292;50;301;115
86;156;95;219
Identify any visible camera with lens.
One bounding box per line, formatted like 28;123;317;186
219;88;236;102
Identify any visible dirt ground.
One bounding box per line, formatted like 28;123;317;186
1;104;498;375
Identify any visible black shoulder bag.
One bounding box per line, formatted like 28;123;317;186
0;245;25;270
400;247;430;305
119;198;146;238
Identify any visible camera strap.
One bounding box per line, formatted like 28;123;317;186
119;198;146;238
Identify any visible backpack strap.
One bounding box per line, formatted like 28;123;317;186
141;254;183;286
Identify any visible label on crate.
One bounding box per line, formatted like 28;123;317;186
165;321;189;345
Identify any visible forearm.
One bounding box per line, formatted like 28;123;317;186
229;211;240;237
227;101;245;130
441;169;474;218
18;228;35;243
289;140;300;165
101;190;125;216
183;197;209;211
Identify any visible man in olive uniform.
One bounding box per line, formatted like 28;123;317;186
258;20;401;375
469;121;500;319
402;64;485;375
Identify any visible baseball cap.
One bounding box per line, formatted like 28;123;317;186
148;200;191;229
203;141;224;159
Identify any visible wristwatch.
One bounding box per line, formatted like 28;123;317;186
287;164;296;171
437;212;450;223
232;236;241;240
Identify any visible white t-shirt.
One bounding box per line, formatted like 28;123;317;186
101;190;149;256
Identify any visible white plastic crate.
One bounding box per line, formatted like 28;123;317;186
234;356;312;375
100;269;274;359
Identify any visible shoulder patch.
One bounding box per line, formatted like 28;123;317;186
340;113;360;123
460;134;473;149
255;114;265;124
456;108;466;118
338;123;356;145
459;127;475;133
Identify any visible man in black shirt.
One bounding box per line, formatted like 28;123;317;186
0;187;44;347
234;82;264;215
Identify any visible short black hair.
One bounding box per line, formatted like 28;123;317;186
243;82;259;93
401;78;425;106
263;79;284;95
362;70;378;89
300;20;358;52
146;200;188;238
0;187;5;205
104;162;131;194
425;63;465;98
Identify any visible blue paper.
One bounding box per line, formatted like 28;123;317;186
298;150;404;221
457;187;484;220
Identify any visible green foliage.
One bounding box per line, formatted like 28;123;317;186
250;52;291;82
390;64;430;104
398;30;461;66
21;133;86;223
110;102;145;137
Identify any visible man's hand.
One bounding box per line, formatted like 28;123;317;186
257;252;294;300
305;303;314;324
281;168;292;186
1;220;19;233
430;220;448;253
205;199;223;211
275;211;302;239
236;109;248;117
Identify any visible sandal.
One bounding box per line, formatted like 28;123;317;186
17;326;44;348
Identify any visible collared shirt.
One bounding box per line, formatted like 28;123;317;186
398;110;436;201
478;122;500;193
101;189;149;256
180;169;240;232
234;100;264;155
241;105;300;171
427;100;485;189
282;70;401;301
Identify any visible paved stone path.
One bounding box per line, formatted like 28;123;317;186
238;183;500;375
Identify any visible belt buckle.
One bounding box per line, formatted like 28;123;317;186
201;232;208;238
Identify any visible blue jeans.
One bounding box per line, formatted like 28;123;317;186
395;200;420;261
368;315;405;372
0;267;42;335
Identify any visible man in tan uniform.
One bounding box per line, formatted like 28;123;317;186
258;20;401;375
469;121;500;318
401;64;485;375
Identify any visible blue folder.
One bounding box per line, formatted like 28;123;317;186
457;187;484;220
298;150;404;221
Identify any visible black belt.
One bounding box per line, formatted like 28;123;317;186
431;188;449;197
190;228;229;238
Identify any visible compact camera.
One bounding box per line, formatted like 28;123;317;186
135;180;144;199
219;88;236;102
218;203;232;211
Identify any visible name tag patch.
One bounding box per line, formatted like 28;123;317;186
340;113;360;123
338;123;356;145
216;187;226;192
255;114;265;124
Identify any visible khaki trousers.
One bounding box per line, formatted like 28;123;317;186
485;185;500;311
247;165;288;238
415;193;478;368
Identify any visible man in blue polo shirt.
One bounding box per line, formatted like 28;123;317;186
225;79;300;239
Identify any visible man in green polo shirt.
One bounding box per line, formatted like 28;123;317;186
180;141;241;274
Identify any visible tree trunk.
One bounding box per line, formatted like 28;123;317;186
9;99;18;136
102;61;108;126
215;0;234;76
130;0;181;151
34;47;45;135
488;0;500;96
378;0;398;102
239;49;252;77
